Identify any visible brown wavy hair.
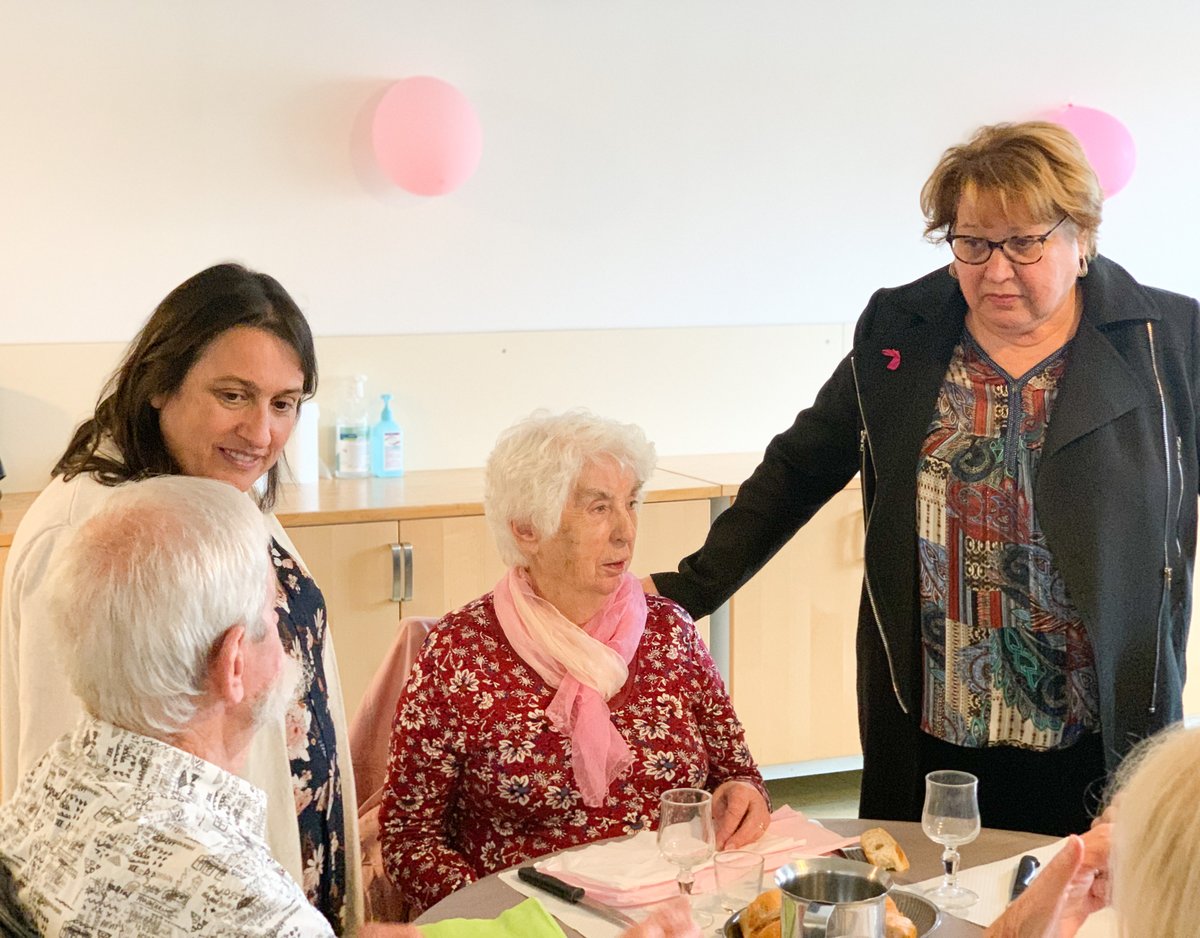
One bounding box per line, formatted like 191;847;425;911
54;263;317;510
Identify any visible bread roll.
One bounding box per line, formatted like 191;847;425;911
884;896;918;938
740;888;781;938
860;827;910;872
885;910;917;938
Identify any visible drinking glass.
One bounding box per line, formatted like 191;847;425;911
713;850;764;913
657;788;716;926
921;770;981;910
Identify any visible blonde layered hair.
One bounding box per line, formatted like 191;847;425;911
920;121;1103;258
1109;726;1200;937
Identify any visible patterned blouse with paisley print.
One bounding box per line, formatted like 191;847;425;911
378;593;766;915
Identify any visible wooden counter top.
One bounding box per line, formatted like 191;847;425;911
272;466;720;528
658;453;861;497
0;466;722;546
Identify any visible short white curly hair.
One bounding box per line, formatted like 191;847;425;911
484;410;657;567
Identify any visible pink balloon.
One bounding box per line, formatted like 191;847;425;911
372;77;482;196
1040;104;1136;198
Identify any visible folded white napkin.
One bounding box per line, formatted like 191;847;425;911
535;806;859;907
913;838;1068;926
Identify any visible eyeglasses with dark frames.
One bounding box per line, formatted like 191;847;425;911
946;216;1069;265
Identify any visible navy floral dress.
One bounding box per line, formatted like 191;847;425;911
272;538;347;935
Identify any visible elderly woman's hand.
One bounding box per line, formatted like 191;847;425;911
712;779;771;850
621;897;702;938
983;826;1111;938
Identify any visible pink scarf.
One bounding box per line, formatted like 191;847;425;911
493;567;648;807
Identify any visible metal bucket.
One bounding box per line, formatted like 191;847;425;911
775;858;892;938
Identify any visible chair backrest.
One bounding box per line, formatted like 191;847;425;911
0;855;41;937
350;616;436;923
349;616;436;809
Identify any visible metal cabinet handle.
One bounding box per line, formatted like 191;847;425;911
391;542;413;602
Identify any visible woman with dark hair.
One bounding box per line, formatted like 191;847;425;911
0;263;362;933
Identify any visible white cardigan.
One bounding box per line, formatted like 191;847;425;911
0;473;363;930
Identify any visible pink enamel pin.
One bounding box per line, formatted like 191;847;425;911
882;348;901;370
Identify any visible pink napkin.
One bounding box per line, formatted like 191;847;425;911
536;806;860;907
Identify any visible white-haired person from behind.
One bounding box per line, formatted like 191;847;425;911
986;724;1200;938
0;473;701;938
0;475;338;936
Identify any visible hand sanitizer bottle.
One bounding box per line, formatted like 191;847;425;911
370;393;405;478
334;376;370;479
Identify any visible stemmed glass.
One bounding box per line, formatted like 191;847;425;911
657;788;716;926
921;770;981;910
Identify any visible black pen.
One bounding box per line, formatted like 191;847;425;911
1010;855;1041;901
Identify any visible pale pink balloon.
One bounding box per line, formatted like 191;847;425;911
372;77;482;196
1040;104;1136;198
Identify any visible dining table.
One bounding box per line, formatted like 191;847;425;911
414;817;1061;936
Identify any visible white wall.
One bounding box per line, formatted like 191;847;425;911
2;2;1198;488
0;324;846;492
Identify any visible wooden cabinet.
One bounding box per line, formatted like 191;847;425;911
1187;589;1200;719
728;486;864;769
284;521;399;728
285;499;713;721
0;546;6;767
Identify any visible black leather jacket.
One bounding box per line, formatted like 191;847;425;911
656;256;1200;819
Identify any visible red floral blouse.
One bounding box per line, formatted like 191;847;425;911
378;593;765;914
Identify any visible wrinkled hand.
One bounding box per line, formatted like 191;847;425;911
621;896;702;938
640;575;659;595
983;826;1111;938
712;780;771;850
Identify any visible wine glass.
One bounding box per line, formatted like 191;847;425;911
657;788;716;926
921;770;981;910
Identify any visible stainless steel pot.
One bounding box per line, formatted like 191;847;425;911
775;857;892;938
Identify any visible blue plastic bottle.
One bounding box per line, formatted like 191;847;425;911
370;393;405;478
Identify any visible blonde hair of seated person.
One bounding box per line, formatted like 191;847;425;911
1110;726;1200;937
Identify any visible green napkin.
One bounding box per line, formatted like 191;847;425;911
420;897;567;938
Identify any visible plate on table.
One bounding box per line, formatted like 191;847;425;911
722;889;940;936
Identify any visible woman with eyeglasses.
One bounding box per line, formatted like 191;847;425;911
645;121;1200;836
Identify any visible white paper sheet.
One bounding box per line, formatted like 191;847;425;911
912;839;1068;926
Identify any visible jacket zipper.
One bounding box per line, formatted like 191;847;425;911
850;353;909;715
1146;320;1173;716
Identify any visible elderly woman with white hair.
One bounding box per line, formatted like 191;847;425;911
378;411;769;915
